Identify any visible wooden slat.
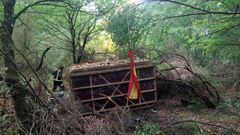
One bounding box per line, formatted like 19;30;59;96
69;60;152;74
80;101;156;115
72;77;155;90
79;89;156;103
70;64;153;77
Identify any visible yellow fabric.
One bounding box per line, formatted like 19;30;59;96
129;84;138;99
129;68;138;99
133;67;137;76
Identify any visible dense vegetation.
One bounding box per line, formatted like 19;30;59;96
0;0;240;134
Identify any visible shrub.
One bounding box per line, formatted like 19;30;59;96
134;123;163;135
175;122;206;135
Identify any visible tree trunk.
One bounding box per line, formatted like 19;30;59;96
0;0;32;131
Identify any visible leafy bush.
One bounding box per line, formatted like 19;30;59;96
231;92;240;111
186;103;205;112
134;123;162;135
175;122;206;135
218;100;232;110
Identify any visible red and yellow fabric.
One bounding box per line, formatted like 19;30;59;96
127;49;141;99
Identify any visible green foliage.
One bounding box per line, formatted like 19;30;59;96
6;0;240;69
187;14;240;66
218;100;232;110
222;129;233;135
0;4;3;22
186;103;205;112
108;0;240;69
0;114;20;135
175;122;206;135
218;96;240;113
231;92;240;111
134;123;162;135
106;6;144;51
156;63;172;70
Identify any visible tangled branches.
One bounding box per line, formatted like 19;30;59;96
145;49;220;108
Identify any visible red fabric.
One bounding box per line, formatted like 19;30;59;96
127;49;141;99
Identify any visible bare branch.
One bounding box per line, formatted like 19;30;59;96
152;0;240;15
14;0;65;21
35;47;51;72
41;17;70;40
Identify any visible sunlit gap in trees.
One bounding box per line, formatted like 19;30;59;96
82;1;97;13
129;0;144;5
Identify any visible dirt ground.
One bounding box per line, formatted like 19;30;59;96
129;97;240;135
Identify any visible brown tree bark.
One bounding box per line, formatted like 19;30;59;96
0;0;63;132
0;0;32;131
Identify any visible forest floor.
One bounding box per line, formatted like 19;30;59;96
55;80;240;135
79;91;240;135
1;89;240;135
1;74;240;135
131;97;240;135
